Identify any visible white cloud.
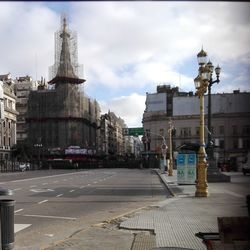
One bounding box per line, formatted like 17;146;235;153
100;93;146;127
0;1;249;127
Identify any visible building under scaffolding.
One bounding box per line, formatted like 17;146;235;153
26;16;100;163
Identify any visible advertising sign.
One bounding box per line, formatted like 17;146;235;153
177;153;197;184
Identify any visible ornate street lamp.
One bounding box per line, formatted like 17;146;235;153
194;48;212;197
206;61;221;162
168;119;174;176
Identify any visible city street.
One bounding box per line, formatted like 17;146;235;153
0;168;170;250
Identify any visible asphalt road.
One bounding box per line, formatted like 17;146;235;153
0;168;170;250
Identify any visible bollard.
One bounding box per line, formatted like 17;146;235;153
0;200;15;250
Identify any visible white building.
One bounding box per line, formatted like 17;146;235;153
143;85;250;170
0;73;18;162
14;75;40;144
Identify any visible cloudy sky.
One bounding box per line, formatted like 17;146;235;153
0;1;249;127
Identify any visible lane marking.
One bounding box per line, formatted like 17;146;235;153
15;209;23;213
30;189;54;193
56;194;63;197
10;171;87;183
45;234;54;237
69;190;75;193
23;214;76;220
38;200;48;204
15;224;31;233
13;188;22;191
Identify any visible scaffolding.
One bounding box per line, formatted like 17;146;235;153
49;14;83;81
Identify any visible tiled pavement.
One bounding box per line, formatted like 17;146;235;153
120;170;248;250
43;169;249;250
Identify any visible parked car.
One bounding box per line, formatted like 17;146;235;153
19;163;30;172
242;166;250;175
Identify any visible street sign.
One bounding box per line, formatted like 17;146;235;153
177;153;197;184
123;127;144;136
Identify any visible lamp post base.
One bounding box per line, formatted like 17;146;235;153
195;189;209;197
207;158;231;183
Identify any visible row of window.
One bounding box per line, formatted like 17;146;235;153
162;125;250;138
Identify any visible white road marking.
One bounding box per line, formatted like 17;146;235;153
15;209;23;213
87;184;91;186
11;171;86;183
15;224;31;233
69;189;75;193
13;188;22;191
45;234;54;237
30;188;54;193
56;194;63;197
23;214;76;220
38;200;48;204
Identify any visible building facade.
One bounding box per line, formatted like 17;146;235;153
143;85;250;170
99;111;126;158
26;17;101;160
0;73;18;162
14;75;40;144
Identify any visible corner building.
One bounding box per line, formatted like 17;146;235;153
27;17;100;153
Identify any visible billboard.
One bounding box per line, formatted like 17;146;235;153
146;93;167;112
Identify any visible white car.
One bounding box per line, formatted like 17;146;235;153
19;163;30;172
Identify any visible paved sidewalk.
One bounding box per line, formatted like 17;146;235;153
42;169;249;250
120;170;248;250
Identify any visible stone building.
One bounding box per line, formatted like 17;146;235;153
26;17;100;158
0;73;18;162
14;75;40;144
99;111;126;157
143;85;250;170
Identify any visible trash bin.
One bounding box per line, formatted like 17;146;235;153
0;188;14;250
0;200;15;250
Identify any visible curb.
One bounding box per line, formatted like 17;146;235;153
152;169;175;197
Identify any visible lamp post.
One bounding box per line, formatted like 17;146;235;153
168;119;174;176
206;61;221;163
194;48;212;197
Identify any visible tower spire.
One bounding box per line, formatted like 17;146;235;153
48;16;85;85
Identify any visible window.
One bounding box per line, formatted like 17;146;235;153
219;140;224;149
219;126;224;135
180;127;191;137
195;127;199;136
243;125;250;135
232;125;237;135
243;139;250;149
233;139;238;149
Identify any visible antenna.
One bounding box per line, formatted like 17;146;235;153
35;53;37;82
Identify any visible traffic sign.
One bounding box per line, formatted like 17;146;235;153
123;127;144;136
